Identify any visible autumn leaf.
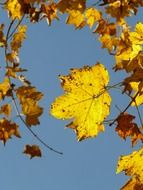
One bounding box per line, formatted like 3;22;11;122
50;63;111;141
0;104;11;117
0;118;20;144
120;178;143;190
117;147;143;189
23;144;42;158
94;19;116;36
66;10;86;29
115;113;143;146
5;0;26;20
41;3;59;25
129;22;143;45
57;0;86;13
16;86;43;126
11;25;27;53
128;82;143;106
85;8;101;28
0;78;11;100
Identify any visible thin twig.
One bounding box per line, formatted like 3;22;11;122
4;20;63;155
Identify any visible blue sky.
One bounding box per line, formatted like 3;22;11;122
0;3;143;190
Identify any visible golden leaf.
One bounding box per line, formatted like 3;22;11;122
120;178;143;190
0;78;11;100
129;82;143;106
23;144;42;159
85;8;101;28
0;104;11;117
57;0;86;13
5;0;26;20
50;63;111;141
0;118;20;144
11;25;27;53
41;3;59;25
94;20;116;36
99;34;118;52
129;22;143;45
117;147;143;188
16;86;43;126
66;10;86;29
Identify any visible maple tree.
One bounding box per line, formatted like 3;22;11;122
0;0;143;189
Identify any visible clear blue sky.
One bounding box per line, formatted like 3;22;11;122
0;4;143;190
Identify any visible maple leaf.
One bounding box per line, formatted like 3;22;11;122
0;104;11;117
0;118;20;144
85;8;101;28
0;78;11;100
50;63;111;141
41;3;59;25
94;20;116;36
124;82;143;106
99;34;118;52
11;25;27;53
117;147;143;189
129;22;143;45
120;178;143;190
115;113;143;146
16;86;43;126
23;144;42;159
57;0;86;13
66;10;86;29
105;1;131;24
5;0;26;20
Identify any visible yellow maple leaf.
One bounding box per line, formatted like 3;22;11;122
129;22;143;45
85;8;101;28
50;63;111;141
117;147;143;188
0;78;11;100
66;10;86;29
5;0;25;20
129;82;143;106
16;86;43;126
11;25;27;53
120;178;143;190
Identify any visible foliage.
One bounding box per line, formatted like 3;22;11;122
0;0;143;189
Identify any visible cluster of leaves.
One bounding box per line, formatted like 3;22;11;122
0;0;143;189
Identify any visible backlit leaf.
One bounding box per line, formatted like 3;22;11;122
11;25;27;53
117;147;143;189
50;63;111;141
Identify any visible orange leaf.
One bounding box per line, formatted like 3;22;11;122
23;144;42;158
0;104;11;117
0;118;20;144
116;113;143;146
